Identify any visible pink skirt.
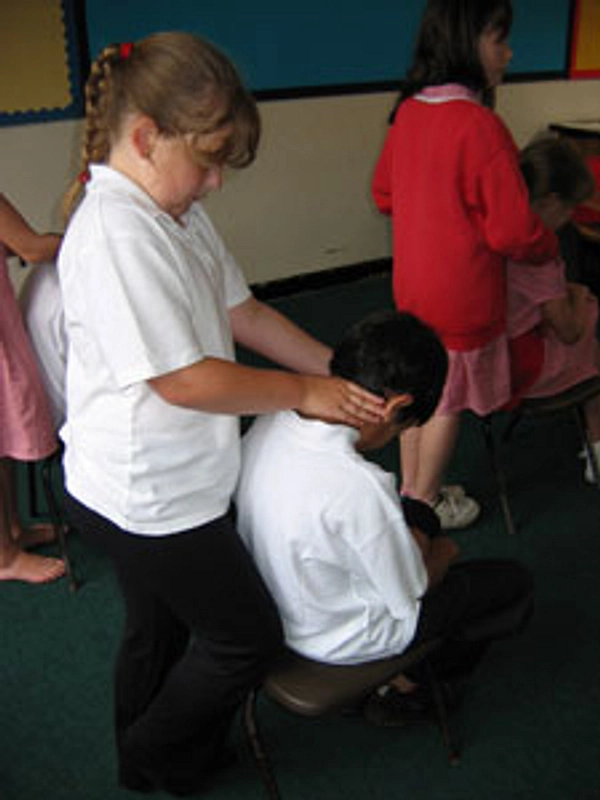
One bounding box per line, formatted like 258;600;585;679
436;334;512;417
0;251;56;460
436;303;600;416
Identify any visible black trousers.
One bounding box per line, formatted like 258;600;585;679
65;493;283;793
408;558;534;680
401;497;534;679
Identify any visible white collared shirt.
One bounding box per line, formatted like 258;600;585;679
59;165;250;534
236;411;428;664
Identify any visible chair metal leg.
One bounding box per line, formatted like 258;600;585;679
424;659;461;766
26;461;42;517
242;689;282;800
574;405;600;488
40;454;78;591
481;417;517;535
502;411;523;444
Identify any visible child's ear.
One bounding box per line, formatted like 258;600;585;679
383;393;413;422
131;116;159;160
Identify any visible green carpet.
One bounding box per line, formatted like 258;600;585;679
3;273;600;799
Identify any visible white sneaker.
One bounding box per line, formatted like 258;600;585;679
440;484;466;499
581;441;600;483
433;487;480;530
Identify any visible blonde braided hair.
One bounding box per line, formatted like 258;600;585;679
63;32;260;219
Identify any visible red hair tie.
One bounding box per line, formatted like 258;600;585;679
119;42;134;60
78;169;90;185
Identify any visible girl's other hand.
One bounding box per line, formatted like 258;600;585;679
298;375;385;427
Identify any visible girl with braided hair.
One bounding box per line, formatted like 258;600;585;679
59;32;383;795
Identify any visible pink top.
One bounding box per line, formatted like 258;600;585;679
0;244;56;460
507;257;598;398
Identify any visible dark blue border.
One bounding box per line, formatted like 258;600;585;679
85;0;572;95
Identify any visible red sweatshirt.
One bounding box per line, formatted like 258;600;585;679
372;90;558;350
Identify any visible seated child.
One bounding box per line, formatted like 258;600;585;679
571;154;600;230
507;137;600;479
20;261;67;430
560;154;600;296
236;310;534;724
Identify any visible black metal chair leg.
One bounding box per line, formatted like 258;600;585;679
242;689;282;800
40;454;78;591
424;660;461;766
574;405;600;488
26;461;41;517
482;417;516;535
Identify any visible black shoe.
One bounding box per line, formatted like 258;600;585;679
363;682;458;728
363;685;434;727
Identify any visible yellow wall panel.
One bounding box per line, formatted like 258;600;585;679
0;0;72;114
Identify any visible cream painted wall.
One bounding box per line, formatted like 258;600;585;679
203;92;394;284
496;79;600;146
1;118;81;290
2;79;600;291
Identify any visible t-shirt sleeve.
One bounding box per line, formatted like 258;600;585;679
222;248;252;309
519;258;566;304
192;204;251;309
507;258;567;337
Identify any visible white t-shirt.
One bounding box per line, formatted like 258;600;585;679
21;262;67;430
58;165;251;534
236;411;428;665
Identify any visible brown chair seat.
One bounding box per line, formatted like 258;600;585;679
518;375;600;416
243;640;457;799
264;639;441;717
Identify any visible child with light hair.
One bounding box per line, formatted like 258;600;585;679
58;31;384;794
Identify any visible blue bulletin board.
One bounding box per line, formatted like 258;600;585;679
0;0;577;128
85;0;574;97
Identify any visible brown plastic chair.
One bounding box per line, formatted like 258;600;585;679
243;639;458;800
482;375;600;535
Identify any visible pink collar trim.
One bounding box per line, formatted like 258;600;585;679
415;84;481;104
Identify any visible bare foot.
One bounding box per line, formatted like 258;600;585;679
14;522;57;550
0;550;66;584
